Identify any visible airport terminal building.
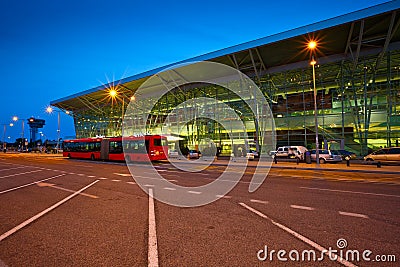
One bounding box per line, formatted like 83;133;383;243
51;1;400;156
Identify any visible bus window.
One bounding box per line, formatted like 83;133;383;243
110;141;123;154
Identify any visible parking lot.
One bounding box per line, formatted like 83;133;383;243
0;153;399;266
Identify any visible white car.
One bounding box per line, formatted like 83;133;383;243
274;146;308;161
168;149;179;158
246;152;255;160
310;149;342;164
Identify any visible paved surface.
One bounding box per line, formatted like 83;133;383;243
0;153;399;266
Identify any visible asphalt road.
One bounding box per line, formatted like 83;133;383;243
0;153;399;266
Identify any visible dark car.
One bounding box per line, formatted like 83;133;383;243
332;150;357;160
188;150;201;159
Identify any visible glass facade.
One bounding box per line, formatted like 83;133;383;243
71;49;400;156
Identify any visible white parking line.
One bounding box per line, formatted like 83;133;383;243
250;199;269;204
300;186;400;198
163;187;176;191
148;188;159;267
114;173;132;177
37;182;99;199
188;190;202;194
239;202;358;267
111;179;121;182
0;180;100;242
0;169;43;179
338;211;369;219
0;166;29;172
290;205;315;211
216;195;232;199
0;174;66;194
127;181;136;185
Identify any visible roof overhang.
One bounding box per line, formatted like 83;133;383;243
51;1;400;112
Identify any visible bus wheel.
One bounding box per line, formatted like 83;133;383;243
91;154;95;161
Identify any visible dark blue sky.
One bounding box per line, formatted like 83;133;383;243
0;0;391;142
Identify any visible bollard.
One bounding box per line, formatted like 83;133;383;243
377;161;382;168
296;157;299;165
274;156;277;164
346;159;350;167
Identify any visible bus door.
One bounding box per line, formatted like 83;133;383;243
100;139;110;160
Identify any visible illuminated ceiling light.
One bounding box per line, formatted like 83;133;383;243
310;59;317;66
131;95;136;101
109;89;117;98
12;116;18;121
308;40;317;50
46;106;53;113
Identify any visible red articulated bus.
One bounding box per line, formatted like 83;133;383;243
63;135;168;162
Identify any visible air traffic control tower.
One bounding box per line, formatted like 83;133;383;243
27;117;45;143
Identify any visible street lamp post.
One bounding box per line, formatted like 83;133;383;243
308;41;320;166
46;106;70;152
12;116;25;151
2;123;13;151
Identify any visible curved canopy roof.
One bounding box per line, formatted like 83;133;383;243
51;1;400;112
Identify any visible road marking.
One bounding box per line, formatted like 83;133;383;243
111;179;121;182
69;172;76;175
300;186;400;198
163;187;176;191
338;211;369;219
290;205;315;211
0;174;66;194
167;179;178;182
0;169;43;179
87;175;96;178
127;181;136;185
239;202;358;267
188;190;202;194
0;166;29;172
145;184;154;187
0;180;100;242
216;195;232;199
250;199;269;204
148;188;159;267
114;173;132;177
77;174;84;176
37;182;99;199
99;177;108;180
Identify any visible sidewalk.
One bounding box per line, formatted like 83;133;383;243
210;158;400;175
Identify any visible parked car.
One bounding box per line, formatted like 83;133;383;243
364;147;400;162
274;146;308;161
246;151;255;160
188;149;201;159
168;149;179;158
331;149;357;160
310;149;342;164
